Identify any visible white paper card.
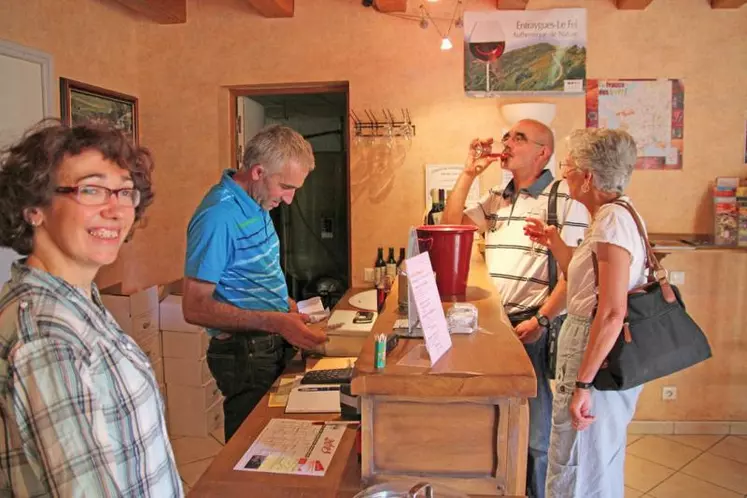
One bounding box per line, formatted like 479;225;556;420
233;418;344;476
405;252;452;365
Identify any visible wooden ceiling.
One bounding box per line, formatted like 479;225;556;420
112;0;746;23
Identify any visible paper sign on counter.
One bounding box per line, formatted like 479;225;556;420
234;418;345;477
405;252;452;365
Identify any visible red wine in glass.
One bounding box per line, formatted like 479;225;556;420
469;41;505;92
469;41;506;63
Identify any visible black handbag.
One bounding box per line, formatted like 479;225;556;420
591;200;712;391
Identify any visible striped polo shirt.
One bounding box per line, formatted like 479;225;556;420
465;169;589;316
186;170;288;336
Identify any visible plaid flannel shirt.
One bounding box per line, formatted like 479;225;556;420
0;262;183;497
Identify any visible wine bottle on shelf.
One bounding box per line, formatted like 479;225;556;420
374;247;386;286
386;247;397;278
396;247;406;269
432;189;445;225
425;189;439;225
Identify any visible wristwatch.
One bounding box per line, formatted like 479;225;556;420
535;312;550;329
575;380;593;390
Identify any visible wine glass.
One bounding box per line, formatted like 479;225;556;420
526;207;548;256
468;19;507;93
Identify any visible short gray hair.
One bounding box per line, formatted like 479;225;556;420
567;129;637;194
242;124;315;175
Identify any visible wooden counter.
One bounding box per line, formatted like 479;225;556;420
351;250;535;497
190;249;535;497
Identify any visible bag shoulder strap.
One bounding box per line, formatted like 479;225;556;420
546;180;561;293
590;199;676;304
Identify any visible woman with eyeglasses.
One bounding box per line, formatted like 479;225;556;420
524;129;645;498
0;121;182;496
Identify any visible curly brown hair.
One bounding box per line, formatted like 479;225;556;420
0;119;155;255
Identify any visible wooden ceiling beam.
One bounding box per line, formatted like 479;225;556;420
110;0;186;24
496;0;529;9
244;0;294;18
615;0;655;9
374;0;407;13
711;0;747;8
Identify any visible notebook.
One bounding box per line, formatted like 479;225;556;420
325;310;378;335
285;385;341;414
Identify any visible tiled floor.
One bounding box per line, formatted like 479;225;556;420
171;430;747;497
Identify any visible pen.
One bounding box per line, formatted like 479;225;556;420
311;420;360;426
297;386;340;392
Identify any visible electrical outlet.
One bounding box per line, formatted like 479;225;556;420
662;386;677;401
364;268;375;283
669;271;685;285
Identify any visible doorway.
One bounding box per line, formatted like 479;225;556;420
231;83;350;310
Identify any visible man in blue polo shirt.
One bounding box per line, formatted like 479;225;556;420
182;125;327;441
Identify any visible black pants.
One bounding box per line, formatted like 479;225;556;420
206;333;295;442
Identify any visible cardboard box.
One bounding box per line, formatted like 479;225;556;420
164;356;211;386
167;397;223;438
167;379;221;414
162;329;209;359
101;284;159;336
159;295;202;333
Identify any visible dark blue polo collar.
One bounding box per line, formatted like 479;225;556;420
502;169;554;200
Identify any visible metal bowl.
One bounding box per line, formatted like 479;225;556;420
353;482;468;498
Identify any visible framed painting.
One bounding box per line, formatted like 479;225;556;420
60;78;138;144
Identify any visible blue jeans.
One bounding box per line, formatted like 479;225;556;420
206;333;295;441
511;315;552;498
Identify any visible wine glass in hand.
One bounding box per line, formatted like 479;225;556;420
466;138;501;176
524;212;560;254
525;207;548;255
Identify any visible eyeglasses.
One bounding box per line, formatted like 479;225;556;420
501;132;546;147
55;185;141;207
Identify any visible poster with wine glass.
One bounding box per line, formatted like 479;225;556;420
463;9;586;96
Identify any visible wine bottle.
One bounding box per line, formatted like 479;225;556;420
432;189;445;225
374;247;386;286
425;189;439;225
386;247;397;278
396;247;406;268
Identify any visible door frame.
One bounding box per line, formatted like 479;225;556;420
0;39;55;117
227;81;352;288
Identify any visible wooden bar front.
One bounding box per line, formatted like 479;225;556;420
351;250;536;496
190;250;535;497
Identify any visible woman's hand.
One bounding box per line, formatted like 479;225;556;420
524;217;559;248
570;388;596;431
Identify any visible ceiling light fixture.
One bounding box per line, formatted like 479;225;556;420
419;0;463;52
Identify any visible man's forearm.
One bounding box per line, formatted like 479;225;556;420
185;295;287;334
539;278;568;320
441;172;476;224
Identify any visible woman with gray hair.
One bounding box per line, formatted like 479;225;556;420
524;128;645;497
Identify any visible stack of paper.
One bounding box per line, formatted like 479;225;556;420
297;296;330;323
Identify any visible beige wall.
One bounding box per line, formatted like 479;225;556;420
0;0;142;288
134;0;746;290
2;0;747;291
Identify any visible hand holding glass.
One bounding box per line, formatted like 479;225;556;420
524;208;547;255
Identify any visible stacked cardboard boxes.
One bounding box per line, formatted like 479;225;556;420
100;284;166;398
159;281;223;437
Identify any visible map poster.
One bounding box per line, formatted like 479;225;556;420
464;9;586;96
586;79;684;170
